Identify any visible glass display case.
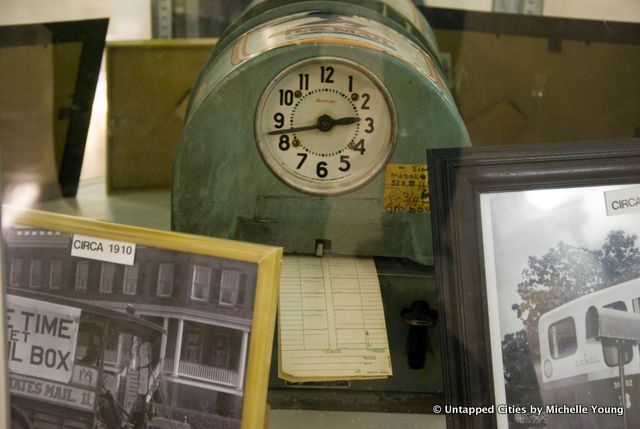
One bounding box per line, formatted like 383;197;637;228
1;1;639;428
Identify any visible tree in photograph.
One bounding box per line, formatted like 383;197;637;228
512;242;602;354
600;230;640;284
502;329;541;406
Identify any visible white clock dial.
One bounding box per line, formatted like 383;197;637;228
255;57;397;195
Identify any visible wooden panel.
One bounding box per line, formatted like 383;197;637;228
106;39;215;192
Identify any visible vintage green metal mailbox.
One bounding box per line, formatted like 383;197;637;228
172;0;470;411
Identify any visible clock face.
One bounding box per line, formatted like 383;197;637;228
255;57;397;195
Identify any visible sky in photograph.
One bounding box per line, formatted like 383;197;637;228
482;184;640;336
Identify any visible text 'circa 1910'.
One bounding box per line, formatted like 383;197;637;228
71;234;136;265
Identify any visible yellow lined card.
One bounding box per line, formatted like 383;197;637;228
278;255;392;382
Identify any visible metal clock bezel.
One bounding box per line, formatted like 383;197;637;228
254;56;397;196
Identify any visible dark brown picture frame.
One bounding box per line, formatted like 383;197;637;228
427;139;640;429
0;18;107;198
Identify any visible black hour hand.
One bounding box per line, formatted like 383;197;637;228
268;115;360;135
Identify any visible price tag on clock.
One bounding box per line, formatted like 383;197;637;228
383;163;430;214
71;234;136;265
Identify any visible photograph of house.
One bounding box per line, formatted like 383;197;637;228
4;225;259;429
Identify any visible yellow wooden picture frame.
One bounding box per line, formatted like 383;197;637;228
2;205;282;429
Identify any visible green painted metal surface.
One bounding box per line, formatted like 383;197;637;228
172;2;470;265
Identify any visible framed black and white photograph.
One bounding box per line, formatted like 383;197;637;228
2;206;281;429
428;139;640;429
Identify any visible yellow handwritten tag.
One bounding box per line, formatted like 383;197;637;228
383;164;429;214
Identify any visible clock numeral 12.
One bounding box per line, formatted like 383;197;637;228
320;66;334;83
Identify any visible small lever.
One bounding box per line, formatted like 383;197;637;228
401;300;438;370
314;239;331;257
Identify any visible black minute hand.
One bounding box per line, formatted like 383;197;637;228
268;115;360;135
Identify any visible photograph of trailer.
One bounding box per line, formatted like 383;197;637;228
479;184;640;429
538;277;640;429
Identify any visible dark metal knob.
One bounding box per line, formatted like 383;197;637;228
401;300;438;370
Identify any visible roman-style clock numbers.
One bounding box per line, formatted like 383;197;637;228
255;57;397;195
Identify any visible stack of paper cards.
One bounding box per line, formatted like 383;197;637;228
278;255;392;382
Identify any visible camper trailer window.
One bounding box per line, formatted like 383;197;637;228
605;301;627;311
548;317;577;359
